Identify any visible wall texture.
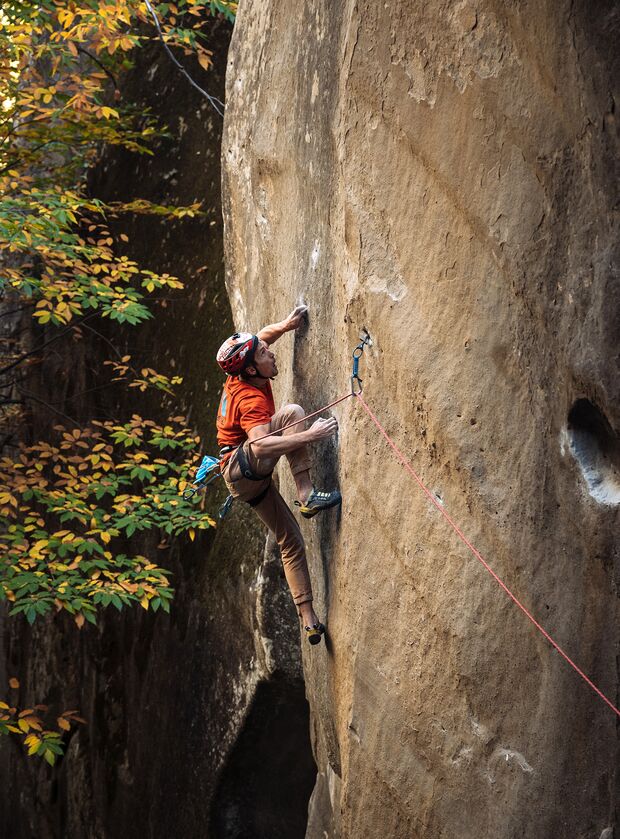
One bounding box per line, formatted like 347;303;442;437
222;2;619;837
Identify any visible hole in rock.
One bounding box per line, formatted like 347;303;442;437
209;676;316;839
566;399;620;505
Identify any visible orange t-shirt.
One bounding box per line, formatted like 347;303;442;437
216;377;275;448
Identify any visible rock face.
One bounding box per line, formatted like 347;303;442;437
223;2;619;837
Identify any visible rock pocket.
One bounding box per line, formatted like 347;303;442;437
566;399;620;505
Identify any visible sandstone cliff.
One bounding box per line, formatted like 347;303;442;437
222;2;619;837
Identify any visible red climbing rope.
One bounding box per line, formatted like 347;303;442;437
248;392;353;445
355;391;620;720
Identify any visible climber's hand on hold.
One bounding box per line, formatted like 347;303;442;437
306;416;338;442
284;305;308;332
258;306;308;345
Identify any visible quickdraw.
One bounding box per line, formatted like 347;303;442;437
351;328;371;394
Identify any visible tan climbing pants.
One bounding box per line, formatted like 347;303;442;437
221;404;313;607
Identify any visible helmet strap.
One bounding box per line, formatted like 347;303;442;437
241;370;273;381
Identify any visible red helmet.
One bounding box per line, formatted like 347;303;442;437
216;332;258;375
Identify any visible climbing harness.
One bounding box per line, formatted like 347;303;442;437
236;443;272;481
182;327;620;719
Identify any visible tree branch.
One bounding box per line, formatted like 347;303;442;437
143;0;225;118
76;45;120;90
0;304;35;320
0;312;98;378
17;388;83;429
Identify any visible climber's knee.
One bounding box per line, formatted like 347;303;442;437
283;403;305;421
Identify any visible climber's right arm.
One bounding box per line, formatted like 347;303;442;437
257;305;308;345
247;416;337;459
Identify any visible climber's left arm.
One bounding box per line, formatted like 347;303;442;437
257;305;308;345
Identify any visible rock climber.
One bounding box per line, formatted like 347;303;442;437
215;305;341;645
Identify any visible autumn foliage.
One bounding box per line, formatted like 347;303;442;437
0;1;234;764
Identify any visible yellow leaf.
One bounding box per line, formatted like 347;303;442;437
188;528;195;542
197;50;213;72
57;718;71;731
140;596;149;610
9;678;19;690
18;718;30;733
58;9;74;27
74;613;85;629
101;531;111;544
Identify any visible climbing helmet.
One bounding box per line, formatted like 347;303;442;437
216;332;259;376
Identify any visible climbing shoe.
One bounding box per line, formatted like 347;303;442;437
304;622;326;645
295;488;342;519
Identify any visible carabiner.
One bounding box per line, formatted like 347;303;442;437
351;374;363;395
